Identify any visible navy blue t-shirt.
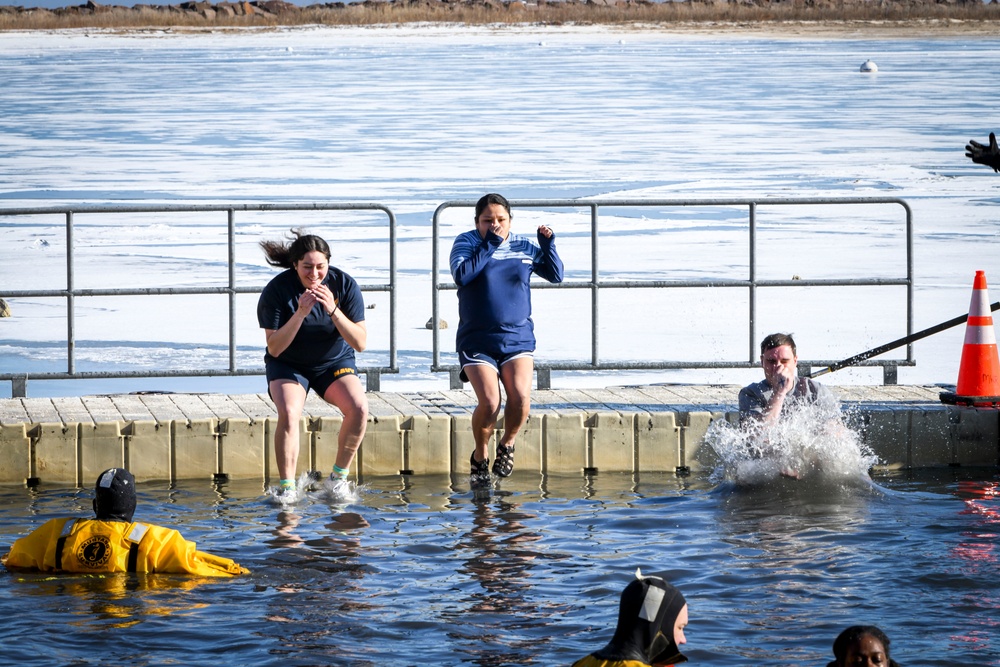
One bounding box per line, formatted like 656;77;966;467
257;267;365;370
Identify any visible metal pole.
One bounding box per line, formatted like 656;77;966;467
388;207;397;371
811;301;1000;378
66;211;75;376
591;203;599;367
748;202;757;363
431;205;441;369
904;201;915;363
228;209;237;372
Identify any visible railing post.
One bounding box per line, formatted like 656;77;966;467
66;211;76;375
883;364;898;386
748;201;757;363
536;367;551;390
591;203;600;367
228;208;237;372
366;370;381;393
12;375;27;398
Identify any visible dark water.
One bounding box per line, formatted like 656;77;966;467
1;467;998;666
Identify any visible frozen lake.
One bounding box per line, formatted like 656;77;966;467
1;26;999;397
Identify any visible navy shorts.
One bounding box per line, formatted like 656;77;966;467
265;356;358;399
458;349;533;383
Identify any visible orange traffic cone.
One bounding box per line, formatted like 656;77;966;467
941;270;1000;407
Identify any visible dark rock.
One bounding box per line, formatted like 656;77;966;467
255;0;298;12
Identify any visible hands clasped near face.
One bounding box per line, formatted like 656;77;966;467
294;249;337;317
298;282;337;317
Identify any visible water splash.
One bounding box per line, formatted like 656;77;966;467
705;401;879;488
318;475;362;505
265;471;362;506
264;471;318;506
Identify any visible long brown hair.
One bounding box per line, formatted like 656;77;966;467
259;228;331;269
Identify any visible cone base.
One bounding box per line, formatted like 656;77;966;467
939;391;1000;408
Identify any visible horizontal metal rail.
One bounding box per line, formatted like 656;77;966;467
431;197;914;389
0;203;397;397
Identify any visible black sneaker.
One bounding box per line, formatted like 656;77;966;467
470;452;491;487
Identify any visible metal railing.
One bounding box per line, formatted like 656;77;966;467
431;197;914;389
0;203;397;397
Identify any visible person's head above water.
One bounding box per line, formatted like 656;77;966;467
592;569;689;666
828;625;900;667
93;467;137;523
759;332;798;390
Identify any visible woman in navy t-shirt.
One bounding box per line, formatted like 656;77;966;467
257;229;368;499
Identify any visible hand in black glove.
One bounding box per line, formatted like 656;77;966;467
966;132;1000;172
485;229;504;247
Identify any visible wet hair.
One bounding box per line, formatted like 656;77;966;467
830;625;899;667
259;228;331;269
474;193;511;222
760;332;797;357
93;468;137;522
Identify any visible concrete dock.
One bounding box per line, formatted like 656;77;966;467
0;384;997;486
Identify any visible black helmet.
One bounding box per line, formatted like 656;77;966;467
93;468;137;522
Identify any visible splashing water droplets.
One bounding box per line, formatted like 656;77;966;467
705;402;879;487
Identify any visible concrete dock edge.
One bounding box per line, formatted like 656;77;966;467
0;385;996;485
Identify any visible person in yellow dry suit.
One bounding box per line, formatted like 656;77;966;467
1;468;248;577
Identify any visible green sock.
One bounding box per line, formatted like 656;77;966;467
279;478;295;490
332;465;349;479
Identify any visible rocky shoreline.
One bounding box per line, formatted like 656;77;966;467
1;0;999;33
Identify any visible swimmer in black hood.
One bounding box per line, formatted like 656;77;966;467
573;569;689;667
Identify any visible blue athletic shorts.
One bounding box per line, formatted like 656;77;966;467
458;349;533;383
265;356;358;398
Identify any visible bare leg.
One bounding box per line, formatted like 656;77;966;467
498;356;534;449
464;364;502;463
321;373;369;474
269;378;308;481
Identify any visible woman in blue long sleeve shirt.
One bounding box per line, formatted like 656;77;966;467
449;193;564;484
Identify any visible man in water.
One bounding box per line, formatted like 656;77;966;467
966;132;1000;172
737;333;845;479
739;332;837;427
2;468;248;576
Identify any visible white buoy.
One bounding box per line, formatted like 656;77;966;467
860;59;878;73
